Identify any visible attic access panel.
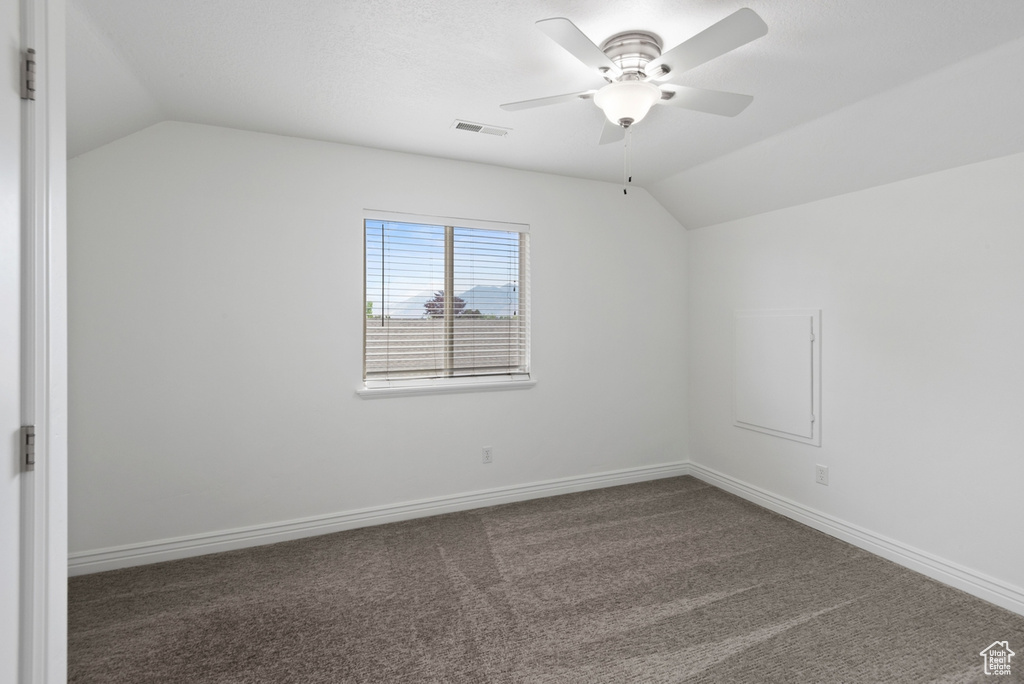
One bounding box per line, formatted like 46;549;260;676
734;309;821;446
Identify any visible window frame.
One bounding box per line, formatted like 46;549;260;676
358;210;534;398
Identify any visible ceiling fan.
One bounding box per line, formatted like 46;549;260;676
501;8;768;145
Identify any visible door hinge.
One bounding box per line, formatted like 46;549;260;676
21;48;37;101
21;426;36;469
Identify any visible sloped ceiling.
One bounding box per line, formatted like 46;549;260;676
67;0;1024;227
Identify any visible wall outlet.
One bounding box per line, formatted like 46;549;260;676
815;464;829;486
482;446;493;464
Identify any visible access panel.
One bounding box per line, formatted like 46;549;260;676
734;309;821;446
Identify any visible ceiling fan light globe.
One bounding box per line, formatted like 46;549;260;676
594;81;661;127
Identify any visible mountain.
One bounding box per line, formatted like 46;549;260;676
457;284;519;318
383;291;432;318
387;283;519;318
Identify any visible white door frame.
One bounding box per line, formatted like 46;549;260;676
20;0;66;680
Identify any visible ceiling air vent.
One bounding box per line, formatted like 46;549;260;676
452;120;511;137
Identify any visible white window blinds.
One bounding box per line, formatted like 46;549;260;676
364;218;529;386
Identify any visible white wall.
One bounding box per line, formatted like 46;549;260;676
68;122;689;556
687;151;1024;598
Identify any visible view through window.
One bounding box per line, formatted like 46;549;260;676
364;217;529;387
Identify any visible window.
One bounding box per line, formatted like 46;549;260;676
363;214;530;394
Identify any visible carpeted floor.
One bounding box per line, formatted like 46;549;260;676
69;476;1024;683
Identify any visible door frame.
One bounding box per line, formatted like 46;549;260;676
20;0;66;681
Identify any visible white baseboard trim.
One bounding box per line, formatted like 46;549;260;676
68;461;692;576
688;463;1024;617
68;459;1024;617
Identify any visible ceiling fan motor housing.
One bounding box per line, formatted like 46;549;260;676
600;31;663;80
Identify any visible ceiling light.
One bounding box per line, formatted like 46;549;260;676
593;81;662;128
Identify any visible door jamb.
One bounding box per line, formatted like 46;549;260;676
20;0;67;681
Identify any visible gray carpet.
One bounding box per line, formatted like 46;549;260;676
69;476;1024;683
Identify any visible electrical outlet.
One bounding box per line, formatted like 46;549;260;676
815;464;829;486
482;446;493;464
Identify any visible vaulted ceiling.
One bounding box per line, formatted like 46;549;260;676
67;1;1024;227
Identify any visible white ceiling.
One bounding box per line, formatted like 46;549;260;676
67;1;1024;226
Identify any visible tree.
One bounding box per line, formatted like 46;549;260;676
365;301;373;318
424;291;467;318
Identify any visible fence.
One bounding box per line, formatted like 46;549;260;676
365;318;527;378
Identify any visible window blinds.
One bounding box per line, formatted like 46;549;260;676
365;219;529;385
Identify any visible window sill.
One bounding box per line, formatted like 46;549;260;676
357;378;536;399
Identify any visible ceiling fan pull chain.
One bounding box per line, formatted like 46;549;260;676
623;126;633;195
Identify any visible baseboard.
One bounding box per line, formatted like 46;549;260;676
68;459;1024;617
688;463;1024;617
68;461;692;576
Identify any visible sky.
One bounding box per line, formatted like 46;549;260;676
365;219;522;318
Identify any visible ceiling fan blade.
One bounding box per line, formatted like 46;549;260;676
536;18;622;77
658;85;753;117
598;120;625;145
647;8;767;79
500;90;596;112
